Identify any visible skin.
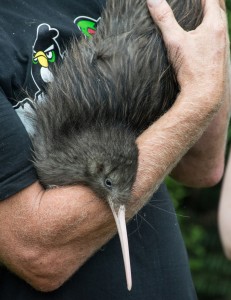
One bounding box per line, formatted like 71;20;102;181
219;148;231;259
0;0;229;292
170;0;230;187
218;65;231;260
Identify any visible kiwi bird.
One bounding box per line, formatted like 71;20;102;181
31;0;202;291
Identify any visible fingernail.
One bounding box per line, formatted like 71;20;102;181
147;0;162;8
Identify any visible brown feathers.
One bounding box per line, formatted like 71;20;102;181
31;0;203;197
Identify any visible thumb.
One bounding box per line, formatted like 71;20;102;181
147;0;184;43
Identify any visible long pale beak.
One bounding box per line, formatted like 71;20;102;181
109;201;132;291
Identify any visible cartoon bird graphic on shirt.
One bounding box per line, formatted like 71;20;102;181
74;16;100;38
31;23;64;100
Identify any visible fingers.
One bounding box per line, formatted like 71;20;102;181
201;0;228;55
147;0;184;43
202;0;225;27
219;0;226;11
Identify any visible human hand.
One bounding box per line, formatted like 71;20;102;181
134;0;229;194
147;0;228;112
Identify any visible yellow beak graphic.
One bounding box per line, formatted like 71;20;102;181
34;51;48;68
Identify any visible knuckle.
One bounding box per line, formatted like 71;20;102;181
215;22;226;36
166;34;184;49
213;17;226;37
155;7;173;24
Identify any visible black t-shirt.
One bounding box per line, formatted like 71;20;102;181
0;1;197;299
0;0;105;199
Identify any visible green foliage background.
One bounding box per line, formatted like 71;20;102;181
166;3;231;299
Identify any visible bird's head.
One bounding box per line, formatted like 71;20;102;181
86;150;138;207
80;125;138;291
82;125;138;208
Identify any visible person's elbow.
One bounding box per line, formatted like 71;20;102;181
28;273;65;293
8;247;80;292
171;161;225;188
26;264;69;293
199;163;225;188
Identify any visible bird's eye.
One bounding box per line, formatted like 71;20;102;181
46;51;52;59
32;57;38;64
46;50;56;63
105;178;112;189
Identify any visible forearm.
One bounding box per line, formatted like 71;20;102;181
134;88;222;199
170;2;230;187
219;148;231;259
170;70;231;187
218;61;231;259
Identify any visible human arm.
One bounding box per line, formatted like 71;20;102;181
0;0;229;292
218;60;231;260
170;62;231;187
148;0;230;188
219;147;231;259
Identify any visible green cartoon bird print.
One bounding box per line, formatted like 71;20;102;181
74;16;100;38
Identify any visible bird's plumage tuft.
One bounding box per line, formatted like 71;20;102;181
31;0;203;201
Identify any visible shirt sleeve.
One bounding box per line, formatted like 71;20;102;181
0;89;38;200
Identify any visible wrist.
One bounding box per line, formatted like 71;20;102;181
133;89;221;199
178;85;223;115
